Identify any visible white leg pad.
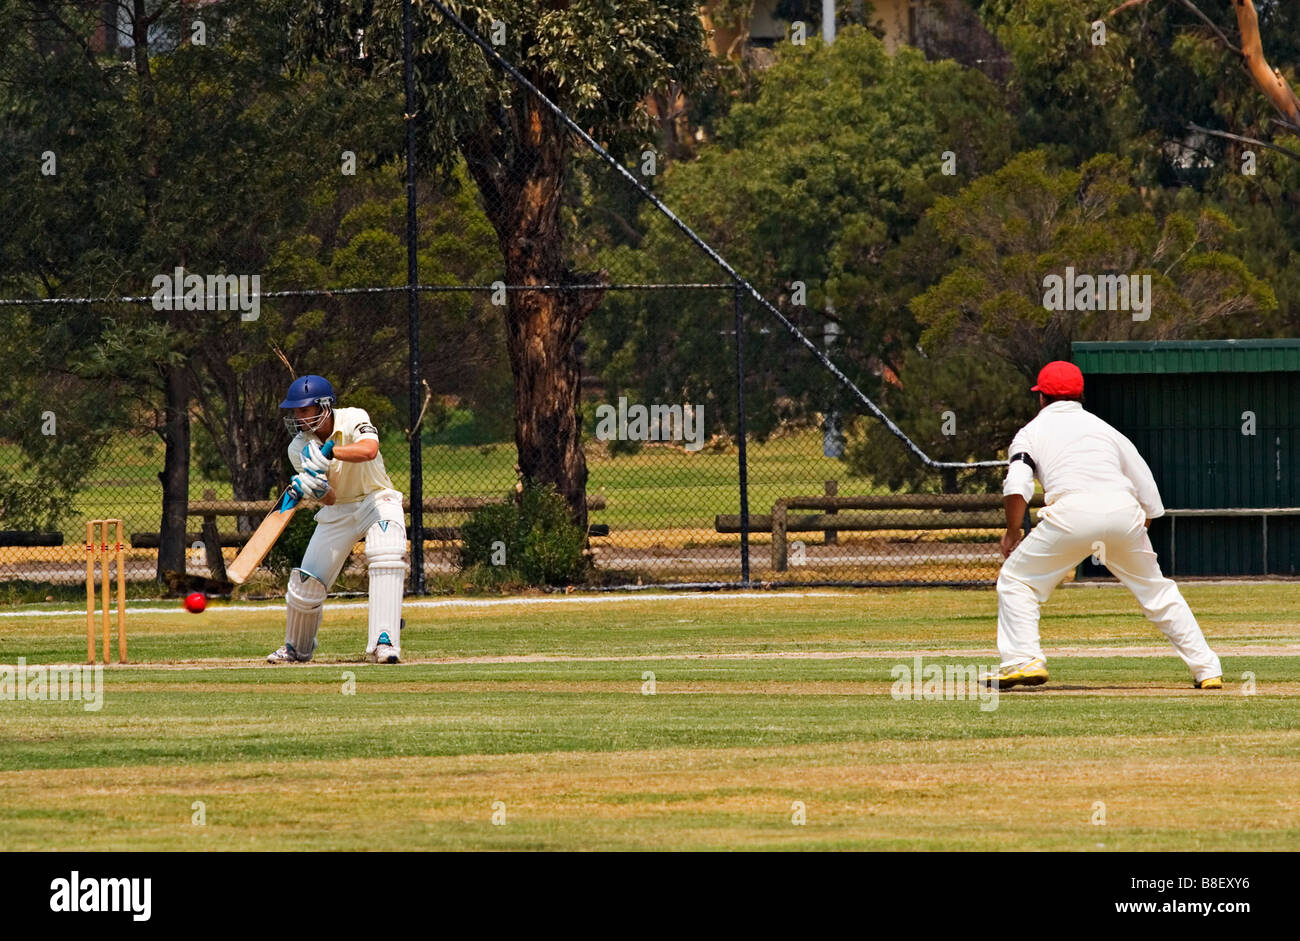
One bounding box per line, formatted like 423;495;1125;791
285;568;328;659
364;520;406;653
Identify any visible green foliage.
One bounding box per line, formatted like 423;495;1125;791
586;25;1017;440
882;146;1279;476
912;150;1276;381
844;349;1030;491
0;476;64;533
977;0;1141;166
975;0;1300;205
459;484;588;586
0;2;511;512
289;1;712;175
286;1;714;522
6;0;1298;529
0;1;397;510
0;303;132;530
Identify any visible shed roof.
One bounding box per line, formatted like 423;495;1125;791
1072;340;1300;374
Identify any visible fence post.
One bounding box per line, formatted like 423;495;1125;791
200;489;227;583
1170;515;1176;575
824;479;837;544
1262;514;1268;576
403;0;425;595
772;500;788;572
734;281;750;586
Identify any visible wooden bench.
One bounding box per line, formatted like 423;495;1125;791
1164;507;1300;575
134;491;608;581
716;489;1044;572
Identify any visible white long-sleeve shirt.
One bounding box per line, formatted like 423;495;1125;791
1002;401;1165;518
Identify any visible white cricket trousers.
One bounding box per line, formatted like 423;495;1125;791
996;492;1222;682
301;488;406;587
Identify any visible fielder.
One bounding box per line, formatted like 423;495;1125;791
991;361;1222;690
267;375;407;664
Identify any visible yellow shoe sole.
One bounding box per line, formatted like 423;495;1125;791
1195;676;1223;690
986;661;1049;689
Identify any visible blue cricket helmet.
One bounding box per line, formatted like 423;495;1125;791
280;375;336;409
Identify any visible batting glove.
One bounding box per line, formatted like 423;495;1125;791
291;471;329;500
302;440;333;475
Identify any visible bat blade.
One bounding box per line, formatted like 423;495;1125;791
225;491;299;584
224;439;331;584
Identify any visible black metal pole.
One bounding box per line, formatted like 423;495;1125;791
734;281;750;586
403;0;425;595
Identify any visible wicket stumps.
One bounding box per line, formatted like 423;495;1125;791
85;519;126;664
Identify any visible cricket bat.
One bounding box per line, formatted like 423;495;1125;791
226;440;333;585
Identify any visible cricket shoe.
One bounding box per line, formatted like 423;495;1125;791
1194;675;1223;690
985;658;1049;689
369;627;401;664
267;643;312;664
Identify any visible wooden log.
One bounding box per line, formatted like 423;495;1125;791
185;493;608;515
140;523;611;548
133;532;250;548
0;531;63;547
716;511;1020;533
776;493;1044;511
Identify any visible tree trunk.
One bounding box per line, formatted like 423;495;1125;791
463;92;603;530
502;278;593;531
131;0;185;579
156;363;190;578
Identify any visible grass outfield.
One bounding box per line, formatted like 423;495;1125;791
1;585;1297;850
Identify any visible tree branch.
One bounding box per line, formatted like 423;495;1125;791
1234;0;1300;127
1188;121;1300;161
1109;0;1239;54
1180;0;1240;54
1111;0;1300;152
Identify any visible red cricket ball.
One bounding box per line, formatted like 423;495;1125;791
184;592;207;614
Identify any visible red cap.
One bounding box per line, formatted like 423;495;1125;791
1032;361;1084;396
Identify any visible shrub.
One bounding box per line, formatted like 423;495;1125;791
459;483;587;586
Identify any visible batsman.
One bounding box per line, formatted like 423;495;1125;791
268;375;407;664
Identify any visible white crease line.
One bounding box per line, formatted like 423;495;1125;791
13;643;1295;670
0;590;848;619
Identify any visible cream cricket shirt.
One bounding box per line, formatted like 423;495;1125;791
1002;401;1165;517
288;407;395;511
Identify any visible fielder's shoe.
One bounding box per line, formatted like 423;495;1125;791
370;628;400;664
1194;675;1223;690
985;658;1049;689
267;643;311;664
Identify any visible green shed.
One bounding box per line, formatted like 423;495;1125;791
1072;340;1300;577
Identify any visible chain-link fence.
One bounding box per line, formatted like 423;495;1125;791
0;1;1018;597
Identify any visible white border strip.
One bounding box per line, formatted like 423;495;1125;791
0;590;846;619
0;580;1286;620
